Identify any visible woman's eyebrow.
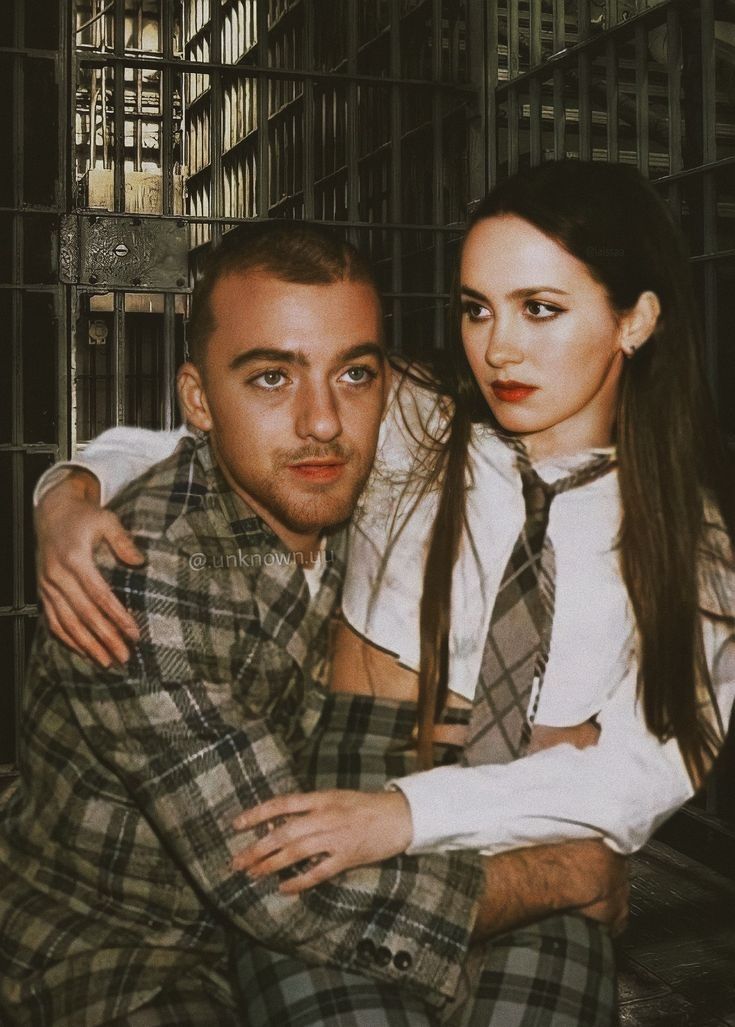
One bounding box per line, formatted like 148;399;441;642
460;284;570;302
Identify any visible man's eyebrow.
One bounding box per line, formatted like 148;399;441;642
229;348;306;371
338;342;385;363
460;284;569;301
229;342;384;372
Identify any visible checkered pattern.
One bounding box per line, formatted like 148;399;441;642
108;974;240;1026
465;449;616;765
233;692;616;1027
0;435;482;1026
237;946;436;1026
443;914;617;1027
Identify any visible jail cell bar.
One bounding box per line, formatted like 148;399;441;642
177;0;479;352
0;0;71;779
74;0;186;440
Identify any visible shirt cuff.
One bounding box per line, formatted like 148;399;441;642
33;461;102;507
389;766;469;854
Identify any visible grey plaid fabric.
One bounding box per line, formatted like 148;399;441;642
107;976;240;1026
238;948;436;1026
0;435;483;1026
464;448;616;764
234;693;616;1026
442;913;616;1027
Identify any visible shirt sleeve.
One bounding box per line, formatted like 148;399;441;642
46;535;481;1004
33;425;190;506
395;616;735;856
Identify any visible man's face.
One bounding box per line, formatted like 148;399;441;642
191;269;387;544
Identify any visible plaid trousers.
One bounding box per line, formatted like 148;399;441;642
233;694;617;1026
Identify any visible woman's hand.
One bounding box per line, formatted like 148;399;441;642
231;789;414;893
35;469;144;666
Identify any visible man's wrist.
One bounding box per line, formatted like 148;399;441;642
65;467;102;504
473;843;596;939
34;462;102;509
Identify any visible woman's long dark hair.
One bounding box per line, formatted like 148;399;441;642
417;160;734;783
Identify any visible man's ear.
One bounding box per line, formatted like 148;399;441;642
619;290;661;358
177;362;212;431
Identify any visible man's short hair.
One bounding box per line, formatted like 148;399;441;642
187;220;380;367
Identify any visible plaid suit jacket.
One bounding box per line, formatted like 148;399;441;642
0;435;482;1027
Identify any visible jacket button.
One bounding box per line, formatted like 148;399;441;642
356;938;376;964
393;950;413;971
374;945;392;967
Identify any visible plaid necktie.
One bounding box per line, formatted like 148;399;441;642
463;445;616;766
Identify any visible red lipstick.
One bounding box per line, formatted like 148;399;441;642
491;380;538;403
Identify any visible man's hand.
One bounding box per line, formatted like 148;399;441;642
473;839;629;940
35;469;144;666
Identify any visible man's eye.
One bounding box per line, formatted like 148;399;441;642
339;366;375;384
253;370;286;388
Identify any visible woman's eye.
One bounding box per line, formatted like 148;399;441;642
461;301;491;322
526;300;562;318
253;369;286;389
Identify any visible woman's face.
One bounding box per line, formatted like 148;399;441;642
460;214;627;461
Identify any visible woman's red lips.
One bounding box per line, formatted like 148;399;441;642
491;380;538;402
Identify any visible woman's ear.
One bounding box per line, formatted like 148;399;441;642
619;290;661;358
177;362;213;432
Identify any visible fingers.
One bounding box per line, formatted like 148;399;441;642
39;542;140;664
40;580;122;668
79;561;140;643
278;856;345;894
579;879;630;934
231;809;333;872
40;594;87;659
104;522;146;568
238;831;335;880
232;792;325;832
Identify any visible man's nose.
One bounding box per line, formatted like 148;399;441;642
295;380;342;441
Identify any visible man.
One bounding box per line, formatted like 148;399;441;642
10;221;626;1026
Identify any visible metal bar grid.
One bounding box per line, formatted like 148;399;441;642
634;21;649;176
431;0;445;348
8;0;25;774
346;0;359;231
76;48;479;92
700;0;718;400
389;0;403;350
605;35;619;161
0;0;68;774
528;0;542;164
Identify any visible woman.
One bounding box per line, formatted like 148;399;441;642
229;160;735;890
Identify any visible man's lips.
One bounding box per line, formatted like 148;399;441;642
490;380;538;402
287;460;347;482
